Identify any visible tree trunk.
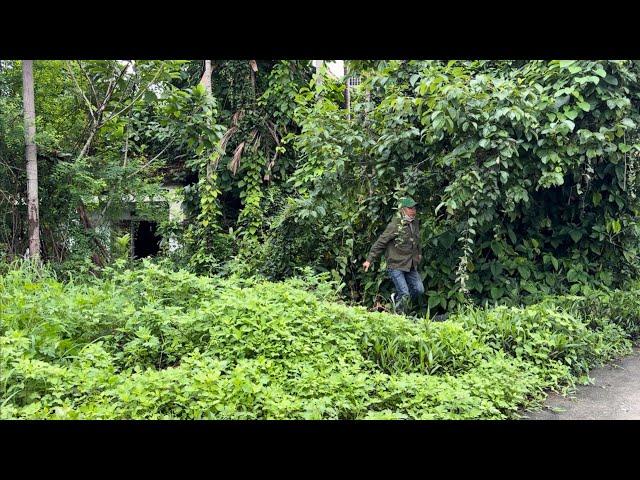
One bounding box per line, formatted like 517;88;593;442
22;60;40;261
314;60;324;87
200;60;212;93
344;63;351;121
200;60;215;179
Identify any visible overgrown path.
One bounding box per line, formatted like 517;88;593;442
522;346;640;420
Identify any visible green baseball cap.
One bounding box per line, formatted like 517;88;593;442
399;197;417;208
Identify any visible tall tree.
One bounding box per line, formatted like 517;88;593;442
199;60;216;180
22;60;40;260
200;60;212;93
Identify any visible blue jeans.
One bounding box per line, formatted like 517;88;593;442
387;268;425;312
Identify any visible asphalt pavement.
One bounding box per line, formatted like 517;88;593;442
522;346;640;420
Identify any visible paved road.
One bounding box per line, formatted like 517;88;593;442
522;346;640;420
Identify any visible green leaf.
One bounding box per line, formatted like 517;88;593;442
559;60;577;69
569;230;583;243
428;295;442;309
491;262;503;277
618;143;632;154
620;118;636;129
194;83;206;96
490;286;504;300
144;90;157;103
592;191;602;207
577;101;591;112
554;95;571;109
518;265;531;280
575;75;600;85
564;109;579;120
567;268;579;283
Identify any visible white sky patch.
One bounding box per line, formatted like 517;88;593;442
313;60;345;79
327;60;344;78
116;60;166;97
117;60;135;75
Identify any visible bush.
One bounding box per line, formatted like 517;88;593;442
0;261;637;419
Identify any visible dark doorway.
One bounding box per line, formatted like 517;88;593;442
133;221;161;258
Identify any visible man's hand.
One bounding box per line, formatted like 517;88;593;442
362;260;371;272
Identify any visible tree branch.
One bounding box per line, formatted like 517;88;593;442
132;137;177;175
77;61;99;105
99;64;164;127
66;61;96;123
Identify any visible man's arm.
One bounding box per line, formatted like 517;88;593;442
365;218;398;265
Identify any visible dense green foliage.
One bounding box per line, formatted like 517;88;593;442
1;261;637;419
3;60;640;420
269;60;640;310
4;60;640;313
0;60;314;276
0;60;190;271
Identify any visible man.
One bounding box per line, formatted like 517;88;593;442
363;197;425;315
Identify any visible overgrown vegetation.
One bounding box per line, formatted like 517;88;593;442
275;60;640;310
1;261;636;419
3;60;640;419
5;60;640;311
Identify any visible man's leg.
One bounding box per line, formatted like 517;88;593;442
405;268;425;302
387;268;410;314
405;268;425;315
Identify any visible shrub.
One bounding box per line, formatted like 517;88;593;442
1;261;637;419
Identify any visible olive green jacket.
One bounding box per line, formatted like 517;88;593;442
366;213;422;272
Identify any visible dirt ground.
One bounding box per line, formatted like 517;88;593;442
521;346;640;420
